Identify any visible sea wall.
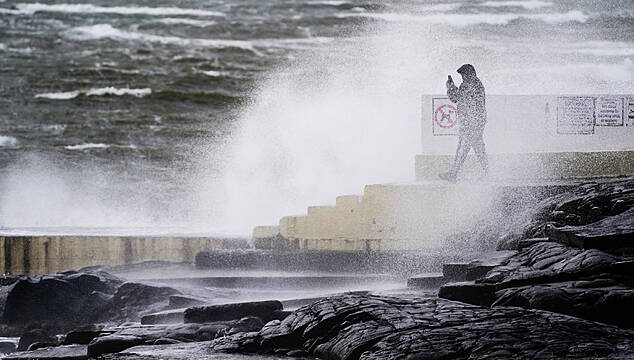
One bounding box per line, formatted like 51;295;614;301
0;235;247;275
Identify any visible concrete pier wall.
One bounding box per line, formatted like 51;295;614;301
0;235;247;275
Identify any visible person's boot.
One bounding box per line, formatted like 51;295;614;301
438;171;457;183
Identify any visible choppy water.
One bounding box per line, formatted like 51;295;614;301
0;0;632;232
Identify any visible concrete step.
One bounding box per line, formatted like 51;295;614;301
407;273;447;288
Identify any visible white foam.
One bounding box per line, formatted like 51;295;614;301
64;143;138;151
482;1;553;10
154;18;217;27
64;143;109;151
12;3;224;17
0;136;19;148
420;3;461;12
35;87;151;100
64;24;257;52
85;87;151;97
35;90;81;100
310;0;348;6
337;10;589;26
200;70;223;77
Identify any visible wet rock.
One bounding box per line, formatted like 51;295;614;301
62;324;114;345
0;340;17;354
17;327;58;352
5;345;87;360
548;208;634;252
87;317;263;357
87;335;144;358
184;300;283;323
167;295;206;309
522;179;633;240
209;293;634;359
438;281;496;307
1;271;123;329
140;309;185;325
107;282;181;322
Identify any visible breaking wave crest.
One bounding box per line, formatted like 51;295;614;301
0;136;19;148
63;24;257;52
8;3;224;17
64;143;138;151
35;87;152;100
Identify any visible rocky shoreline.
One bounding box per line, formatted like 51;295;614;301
0;178;632;359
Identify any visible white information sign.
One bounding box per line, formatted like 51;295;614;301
557;96;594;135
626;98;634;127
432;97;459;136
595;97;623;126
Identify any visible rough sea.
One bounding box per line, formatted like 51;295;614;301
0;0;632;233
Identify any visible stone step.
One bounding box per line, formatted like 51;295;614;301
407;273;447;288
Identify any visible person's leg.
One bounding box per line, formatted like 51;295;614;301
452;135;472;176
471;134;489;175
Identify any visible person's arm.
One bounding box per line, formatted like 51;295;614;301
447;81;461;103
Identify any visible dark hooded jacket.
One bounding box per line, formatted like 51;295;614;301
447;65;487;136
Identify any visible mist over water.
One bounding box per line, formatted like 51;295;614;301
0;0;632;234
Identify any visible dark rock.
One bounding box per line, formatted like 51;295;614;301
492;279;634;328
184;300;283;323
87;335;144;358
438;281;496;306
1;271;123;328
228;317;264;334
107;282;181;322
0;340;17;354
152;338;181;345
5;344;87;360
407;274;447;288
141;309;185;325
168;295;206;309
17;327;57;351
548;208;634;252
62;324;114;345
209;293;634;359
27;342;59;351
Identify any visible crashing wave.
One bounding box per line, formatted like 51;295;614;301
482;1;553;10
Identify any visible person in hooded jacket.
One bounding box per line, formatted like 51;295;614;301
439;64;488;182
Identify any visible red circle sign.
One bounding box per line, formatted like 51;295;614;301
434;104;457;129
